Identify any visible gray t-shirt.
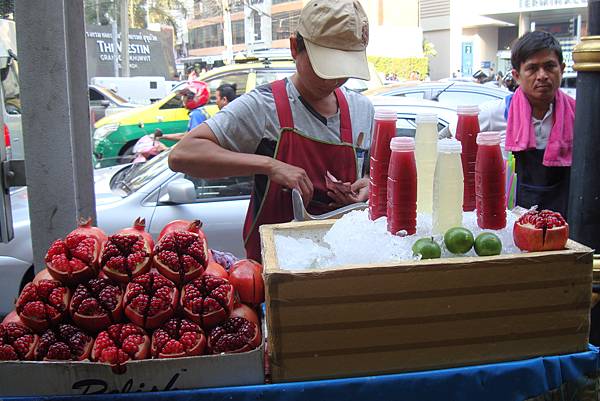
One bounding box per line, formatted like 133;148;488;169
205;78;374;156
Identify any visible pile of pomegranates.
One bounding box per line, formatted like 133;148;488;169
0;218;265;368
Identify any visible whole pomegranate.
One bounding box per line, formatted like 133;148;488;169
181;275;235;329
101;231;152;284
228;259;264;306
16;280;71;332
123;272;178;330
35;324;93;361
513;209;569;252
203;261;229;279
69;278;123;333
151;317;206;358
208;316;261;354
153;222;208;285
0;322;39;360
92;323;150;365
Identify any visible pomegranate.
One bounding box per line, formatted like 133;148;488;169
35;324;93;361
92;323;150;365
16;280;71;332
116;217;155;251
230;303;260;326
208;316;261;354
513;209;569;252
45;233;102;286
123;272;178;330
70;278;123;333
229;259;265;306
33;268;54;284
203;261;229;279
181;275;235;329
101;232;152;284
153;225;208;285
0;322;39;360
73;217;108;246
158;219;205;241
1;310;23;325
151;317;206;358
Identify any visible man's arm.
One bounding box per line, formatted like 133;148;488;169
168;123;314;202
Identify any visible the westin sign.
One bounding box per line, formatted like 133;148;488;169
519;0;587;9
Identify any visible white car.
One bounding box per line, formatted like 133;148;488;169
0;98;459;316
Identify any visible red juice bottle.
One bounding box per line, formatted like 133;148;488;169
475;131;506;229
387;137;417;235
369;109;397;220
456;105;480;211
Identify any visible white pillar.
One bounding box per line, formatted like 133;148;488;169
519;13;530;37
120;0;130;77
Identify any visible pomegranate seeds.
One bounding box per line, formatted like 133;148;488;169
151;318;206;358
0;322;39;360
16;280;70;332
70;277;123;333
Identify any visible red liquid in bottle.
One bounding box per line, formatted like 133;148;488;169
475;132;506;229
387;137;417;235
369;110;397;220
456;106;480;211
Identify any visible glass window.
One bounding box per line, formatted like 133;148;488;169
271;10;301;40
436;91;499;108
394;91;425;100
189;23;224;49
232;20;245;45
205;73;248;103
89;87;105;102
184;175;253;200
253;11;261;41
194;0;222;19
159;94;183;110
255;69;295;87
394;117;447;138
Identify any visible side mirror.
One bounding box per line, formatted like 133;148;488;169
100;100;110;107
165;178;196;203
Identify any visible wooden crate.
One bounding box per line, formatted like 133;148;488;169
260;220;593;383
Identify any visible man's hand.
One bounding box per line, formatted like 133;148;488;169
327;177;369;208
268;159;314;205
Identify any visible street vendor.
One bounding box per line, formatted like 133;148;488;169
478;31;575;217
169;0;374;262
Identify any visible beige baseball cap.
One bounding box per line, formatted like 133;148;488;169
297;0;370;81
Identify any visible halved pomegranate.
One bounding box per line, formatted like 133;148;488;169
92;323;150;365
101;233;152;283
228;259;264;306
151;317;206;358
116;217;155;253
16;280;71;332
153;226;208;285
1;310;23;325
123;272;178;330
230;303;260;326
158;219;205;242
513;209;569;252
45;233;102;286
0;322;39;360
203;261;229;279
73;217;108;246
208;316;261;354
33;268;54;284
35;324;93;361
70;278;123;333
181;275;235;329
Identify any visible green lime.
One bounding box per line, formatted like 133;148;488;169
474;232;503;256
444;227;475;254
412;237;442;259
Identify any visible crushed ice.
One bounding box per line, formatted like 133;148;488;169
274;209;522;270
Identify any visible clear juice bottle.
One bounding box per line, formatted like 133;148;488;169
475;131;506;229
387;137;417;235
455;105;480;212
433;139;464;234
368;109;397;220
414;113;438;214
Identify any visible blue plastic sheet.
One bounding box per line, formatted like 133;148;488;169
6;346;599;401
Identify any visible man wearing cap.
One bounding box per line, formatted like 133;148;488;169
169;0;374;261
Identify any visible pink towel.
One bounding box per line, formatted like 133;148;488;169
505;87;576;167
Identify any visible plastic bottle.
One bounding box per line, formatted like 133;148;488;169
387;137;417;235
475;131;506;229
433;139;464;234
455;105;480;212
414;113;438;213
368;109;397;220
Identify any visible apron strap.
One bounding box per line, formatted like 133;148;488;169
272;79;294;128
334;87;353;144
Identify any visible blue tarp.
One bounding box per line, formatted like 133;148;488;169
7;346;600;401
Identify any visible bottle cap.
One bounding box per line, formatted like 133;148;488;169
456;105;480;115
415;113;438;124
374;109;397;121
437;138;462;153
476;131;502;145
390;136;415;152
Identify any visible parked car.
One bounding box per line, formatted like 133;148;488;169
88;84;142;124
0;98;456;316
560;72;576;99
364;81;509;108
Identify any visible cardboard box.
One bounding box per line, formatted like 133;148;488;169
260;220;593;383
0;340;264;396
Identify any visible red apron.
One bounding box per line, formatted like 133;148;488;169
243;79;358;262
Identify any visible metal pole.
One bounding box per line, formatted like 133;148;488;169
111;17;119;76
120;0;130;77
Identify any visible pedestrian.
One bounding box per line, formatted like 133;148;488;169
215;83;237;110
478;30;575;217
169;0;374;261
161;81;211;142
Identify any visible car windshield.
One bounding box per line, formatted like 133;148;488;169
110;150;171;196
96;86;129;104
